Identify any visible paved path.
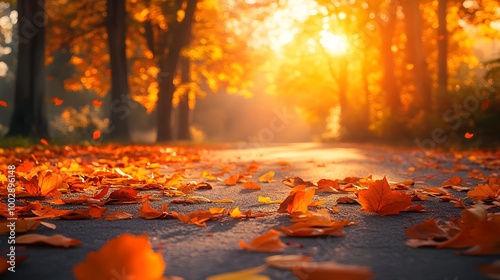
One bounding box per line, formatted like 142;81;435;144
2;143;498;280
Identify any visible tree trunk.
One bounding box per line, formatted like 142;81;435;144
106;0;131;142
401;0;432;111
156;0;197;142
437;0;448;111
338;55;349;134
177;56;192;140
380;2;400;114
8;0;49;140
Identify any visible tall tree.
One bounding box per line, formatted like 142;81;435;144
106;0;131;141
437;0;447;111
156;0;198;142
176;56;191;140
8;0;49;140
401;0;432;112
379;0;400;115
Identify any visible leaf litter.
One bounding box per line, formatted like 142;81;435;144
0;144;499;278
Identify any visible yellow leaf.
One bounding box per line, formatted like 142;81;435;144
258;196;282;204
258;171;275;183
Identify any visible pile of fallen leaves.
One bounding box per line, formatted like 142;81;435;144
0;144;499;279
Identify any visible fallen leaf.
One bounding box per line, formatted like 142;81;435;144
16;234;81;248
467;184;499;201
138;201;169;219
206;265;269;280
317;179;341;193
0;100;7;107
265;255;312;270
37;170;63;196
441;176;463;187
230;207;267;219
239;229;286;252
40;138;49;146
174;210;215;226
357;176;413;216
258;171;275;183
465;132;474;139
257;196;282;204
438;206;500;255
291;261;375;280
277;185;315;214
405;218;449;240
0;219;41;234
420;186;450;196
242;181;262;190
101;211;133;221
282;177;315;188
73;234;165;280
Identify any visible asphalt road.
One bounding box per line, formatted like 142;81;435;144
1;143;498;280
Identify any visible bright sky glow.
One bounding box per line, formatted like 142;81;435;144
319;31;349;55
251;0;317;52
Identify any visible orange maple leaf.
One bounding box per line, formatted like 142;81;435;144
73;234;166;280
437;206;500;255
441;175;463;187
27;170;63;197
291;261;375;280
357;176;412;216
464;132;474;139
277;185;315;214
467;184;499;201
239;229;286;252
0;100;7;107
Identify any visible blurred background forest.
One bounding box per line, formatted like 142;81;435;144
0;0;499;147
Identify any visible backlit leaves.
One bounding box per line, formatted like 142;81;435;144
406;205;500;255
239;229;286;252
277;185;315;214
357;177;413;216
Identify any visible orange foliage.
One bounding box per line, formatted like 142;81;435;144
239;229;286;252
73;234;166;280
278;185;316;214
357;177;413;216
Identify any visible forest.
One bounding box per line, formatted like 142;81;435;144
0;0;499;147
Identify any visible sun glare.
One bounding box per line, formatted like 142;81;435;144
319;30;348;55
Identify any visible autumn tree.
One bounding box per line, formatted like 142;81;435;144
7;0;49;140
106;0;131;141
